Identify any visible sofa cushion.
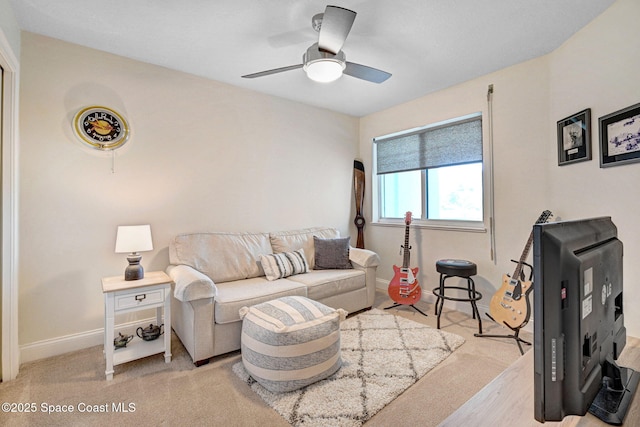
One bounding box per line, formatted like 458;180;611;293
239;296;346;393
287;269;365;301
259;249;309;281
214;277;307;324
269;227;339;268
314;236;353;270
169;232;272;283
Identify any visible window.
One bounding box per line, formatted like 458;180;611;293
374;113;484;228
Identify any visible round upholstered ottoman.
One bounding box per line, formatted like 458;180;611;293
239;296;347;393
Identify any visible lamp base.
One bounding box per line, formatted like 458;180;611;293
124;253;144;281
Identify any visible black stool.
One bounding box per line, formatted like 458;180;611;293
432;259;482;334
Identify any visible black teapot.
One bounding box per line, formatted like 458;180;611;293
114;332;133;349
136;323;164;341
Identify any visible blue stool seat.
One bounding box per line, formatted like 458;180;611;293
432;259;482;333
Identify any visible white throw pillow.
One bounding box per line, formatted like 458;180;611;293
260;249;309;281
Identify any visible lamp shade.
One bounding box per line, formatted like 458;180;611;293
115;225;153;253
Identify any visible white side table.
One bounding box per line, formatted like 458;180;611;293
102;270;173;380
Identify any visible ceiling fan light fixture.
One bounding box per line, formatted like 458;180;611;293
303;43;346;83
304;59;345;83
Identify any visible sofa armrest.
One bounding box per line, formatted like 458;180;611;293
167;264;216;302
349;247;380;268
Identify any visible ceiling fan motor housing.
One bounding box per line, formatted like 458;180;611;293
303;43;346;66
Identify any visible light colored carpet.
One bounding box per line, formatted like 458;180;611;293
0;291;528;426
233;308;465;426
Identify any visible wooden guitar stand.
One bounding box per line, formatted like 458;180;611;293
475;261;533;355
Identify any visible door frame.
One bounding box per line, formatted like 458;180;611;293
0;27;20;381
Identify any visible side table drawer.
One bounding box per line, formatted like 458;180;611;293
115;288;165;310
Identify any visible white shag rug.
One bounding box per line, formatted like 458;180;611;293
233;308;465;426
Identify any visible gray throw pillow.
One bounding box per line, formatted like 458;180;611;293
314;236;353;270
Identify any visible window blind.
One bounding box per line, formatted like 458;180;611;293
375;115;482;175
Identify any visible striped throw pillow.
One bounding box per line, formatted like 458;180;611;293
260;249;309;281
240;296;347;392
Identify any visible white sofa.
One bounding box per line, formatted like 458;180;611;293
166;227;379;365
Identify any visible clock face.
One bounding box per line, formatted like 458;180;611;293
73;106;130;150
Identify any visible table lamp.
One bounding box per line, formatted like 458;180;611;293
115;225;153;280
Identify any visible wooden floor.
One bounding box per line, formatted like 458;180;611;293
441;337;640;426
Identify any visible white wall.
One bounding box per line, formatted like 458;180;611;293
18;33;359;354
546;0;640;336
360;0;640;338
0;0;20;58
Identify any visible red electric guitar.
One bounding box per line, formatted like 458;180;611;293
387;212;422;306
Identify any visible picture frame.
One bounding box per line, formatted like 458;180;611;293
599;102;640;168
557;108;591;166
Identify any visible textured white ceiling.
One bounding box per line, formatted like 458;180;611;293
10;0;615;117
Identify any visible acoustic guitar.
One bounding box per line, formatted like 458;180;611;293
489;210;552;329
388;211;422;304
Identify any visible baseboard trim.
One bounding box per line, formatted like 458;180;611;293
20;317;159;364
375;278;533;333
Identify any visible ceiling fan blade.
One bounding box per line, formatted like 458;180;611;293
318;6;356;54
344;62;391;83
241;64;303;79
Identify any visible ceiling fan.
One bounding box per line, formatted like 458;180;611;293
242;5;391;84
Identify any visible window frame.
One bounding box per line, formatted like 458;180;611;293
372;113;488;233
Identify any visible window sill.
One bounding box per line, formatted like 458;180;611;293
372;219;487;233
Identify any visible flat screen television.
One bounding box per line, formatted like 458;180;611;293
533;216;639;424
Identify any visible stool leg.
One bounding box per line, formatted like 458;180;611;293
467;278;476;320
435;274;444;315
436;274;446;329
468;277;482;334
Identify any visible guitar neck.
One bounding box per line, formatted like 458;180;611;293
512;210;552;280
513;231;534;280
402;224;411;268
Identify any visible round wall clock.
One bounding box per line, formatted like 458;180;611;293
73;106;130;150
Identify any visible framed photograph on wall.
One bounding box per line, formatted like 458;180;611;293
599;102;640;168
557;109;591;166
